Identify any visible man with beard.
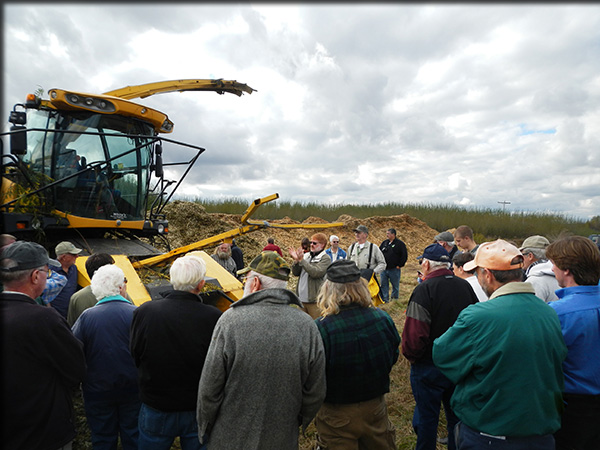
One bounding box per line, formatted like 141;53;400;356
211;242;237;276
433;240;566;449
289;232;331;319
197;251;326;450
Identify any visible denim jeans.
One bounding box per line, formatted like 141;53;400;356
138;403;206;450
83;392;141;450
380;268;401;302
410;361;458;450
456;422;555;449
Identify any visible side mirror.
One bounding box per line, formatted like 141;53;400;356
9;109;27;155
154;143;163;178
10;126;27;155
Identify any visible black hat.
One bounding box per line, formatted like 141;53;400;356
0;241;57;272
326;259;361;283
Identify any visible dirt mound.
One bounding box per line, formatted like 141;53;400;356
160;201;441;266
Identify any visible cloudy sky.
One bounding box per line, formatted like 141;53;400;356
4;3;599;220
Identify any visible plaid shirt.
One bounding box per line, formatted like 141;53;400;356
38;269;67;305
316;304;400;403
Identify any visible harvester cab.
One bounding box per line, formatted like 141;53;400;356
1;79;254;255
2;80;348;310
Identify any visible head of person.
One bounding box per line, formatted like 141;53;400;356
214;242;232;260
309;233;328;253
518;235;550;270
546;236;600;288
55;241;82;269
170;253;207;293
317;260;372;318
353;225;369;244
454;225;475;251
452;251;476;279
90;264;127;301
301;237;310;253
0;241;55;298
329;235;340;250
386;228;397;242
434;231;455;252
237;251;290;297
0;234;17;250
267;237;275;245
417;244;451;276
464;239;524;297
85;253;115;278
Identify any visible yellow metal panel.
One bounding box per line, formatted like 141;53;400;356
111;254;152;306
188;251;244;302
74;255;151;306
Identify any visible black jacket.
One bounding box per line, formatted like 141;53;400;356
130;290;222;411
379;238;408;270
1;292;86;450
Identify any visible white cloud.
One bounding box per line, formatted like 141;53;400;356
3;3;600;220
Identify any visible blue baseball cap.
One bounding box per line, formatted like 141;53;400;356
417;243;451;263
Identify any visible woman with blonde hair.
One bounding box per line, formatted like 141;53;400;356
314;260;400;449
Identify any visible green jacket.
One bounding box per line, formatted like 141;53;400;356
433;282;566;437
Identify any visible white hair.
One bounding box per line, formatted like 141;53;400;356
329;235;339;243
170;254;207;291
425;259;451;271
246;270;287;291
91;264;126;300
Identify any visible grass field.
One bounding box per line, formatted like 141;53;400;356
190;196;596;241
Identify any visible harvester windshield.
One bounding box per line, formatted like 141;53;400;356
23;108;153;221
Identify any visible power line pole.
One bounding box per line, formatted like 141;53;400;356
498;200;511;212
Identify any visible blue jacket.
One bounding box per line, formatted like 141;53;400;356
550;285;600;395
325;247;347;262
72;295;138;399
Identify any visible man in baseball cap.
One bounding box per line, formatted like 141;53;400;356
50;241;83;318
348;224;386;273
1;241;86;450
402;243;478;449
198;251;325;449
434;231;460;260
518;235;559;302
433;240;567;447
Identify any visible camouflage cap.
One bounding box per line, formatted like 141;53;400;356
237;251;291;281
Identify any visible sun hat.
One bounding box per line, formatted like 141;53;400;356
417;244;451;263
518;235;550;251
464;239;524;272
326;259;361;283
0;241;58;271
55;241;83;256
237;251;290;281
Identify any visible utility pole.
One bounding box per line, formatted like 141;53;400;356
498;200;511;212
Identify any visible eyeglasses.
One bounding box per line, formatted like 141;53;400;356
310;241;320;245
332;241;339;243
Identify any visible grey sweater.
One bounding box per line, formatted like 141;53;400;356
197;288;326;450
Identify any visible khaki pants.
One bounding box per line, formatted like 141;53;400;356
302;302;321;320
316;396;396;450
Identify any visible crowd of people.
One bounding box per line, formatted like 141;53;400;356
1;224;599;450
